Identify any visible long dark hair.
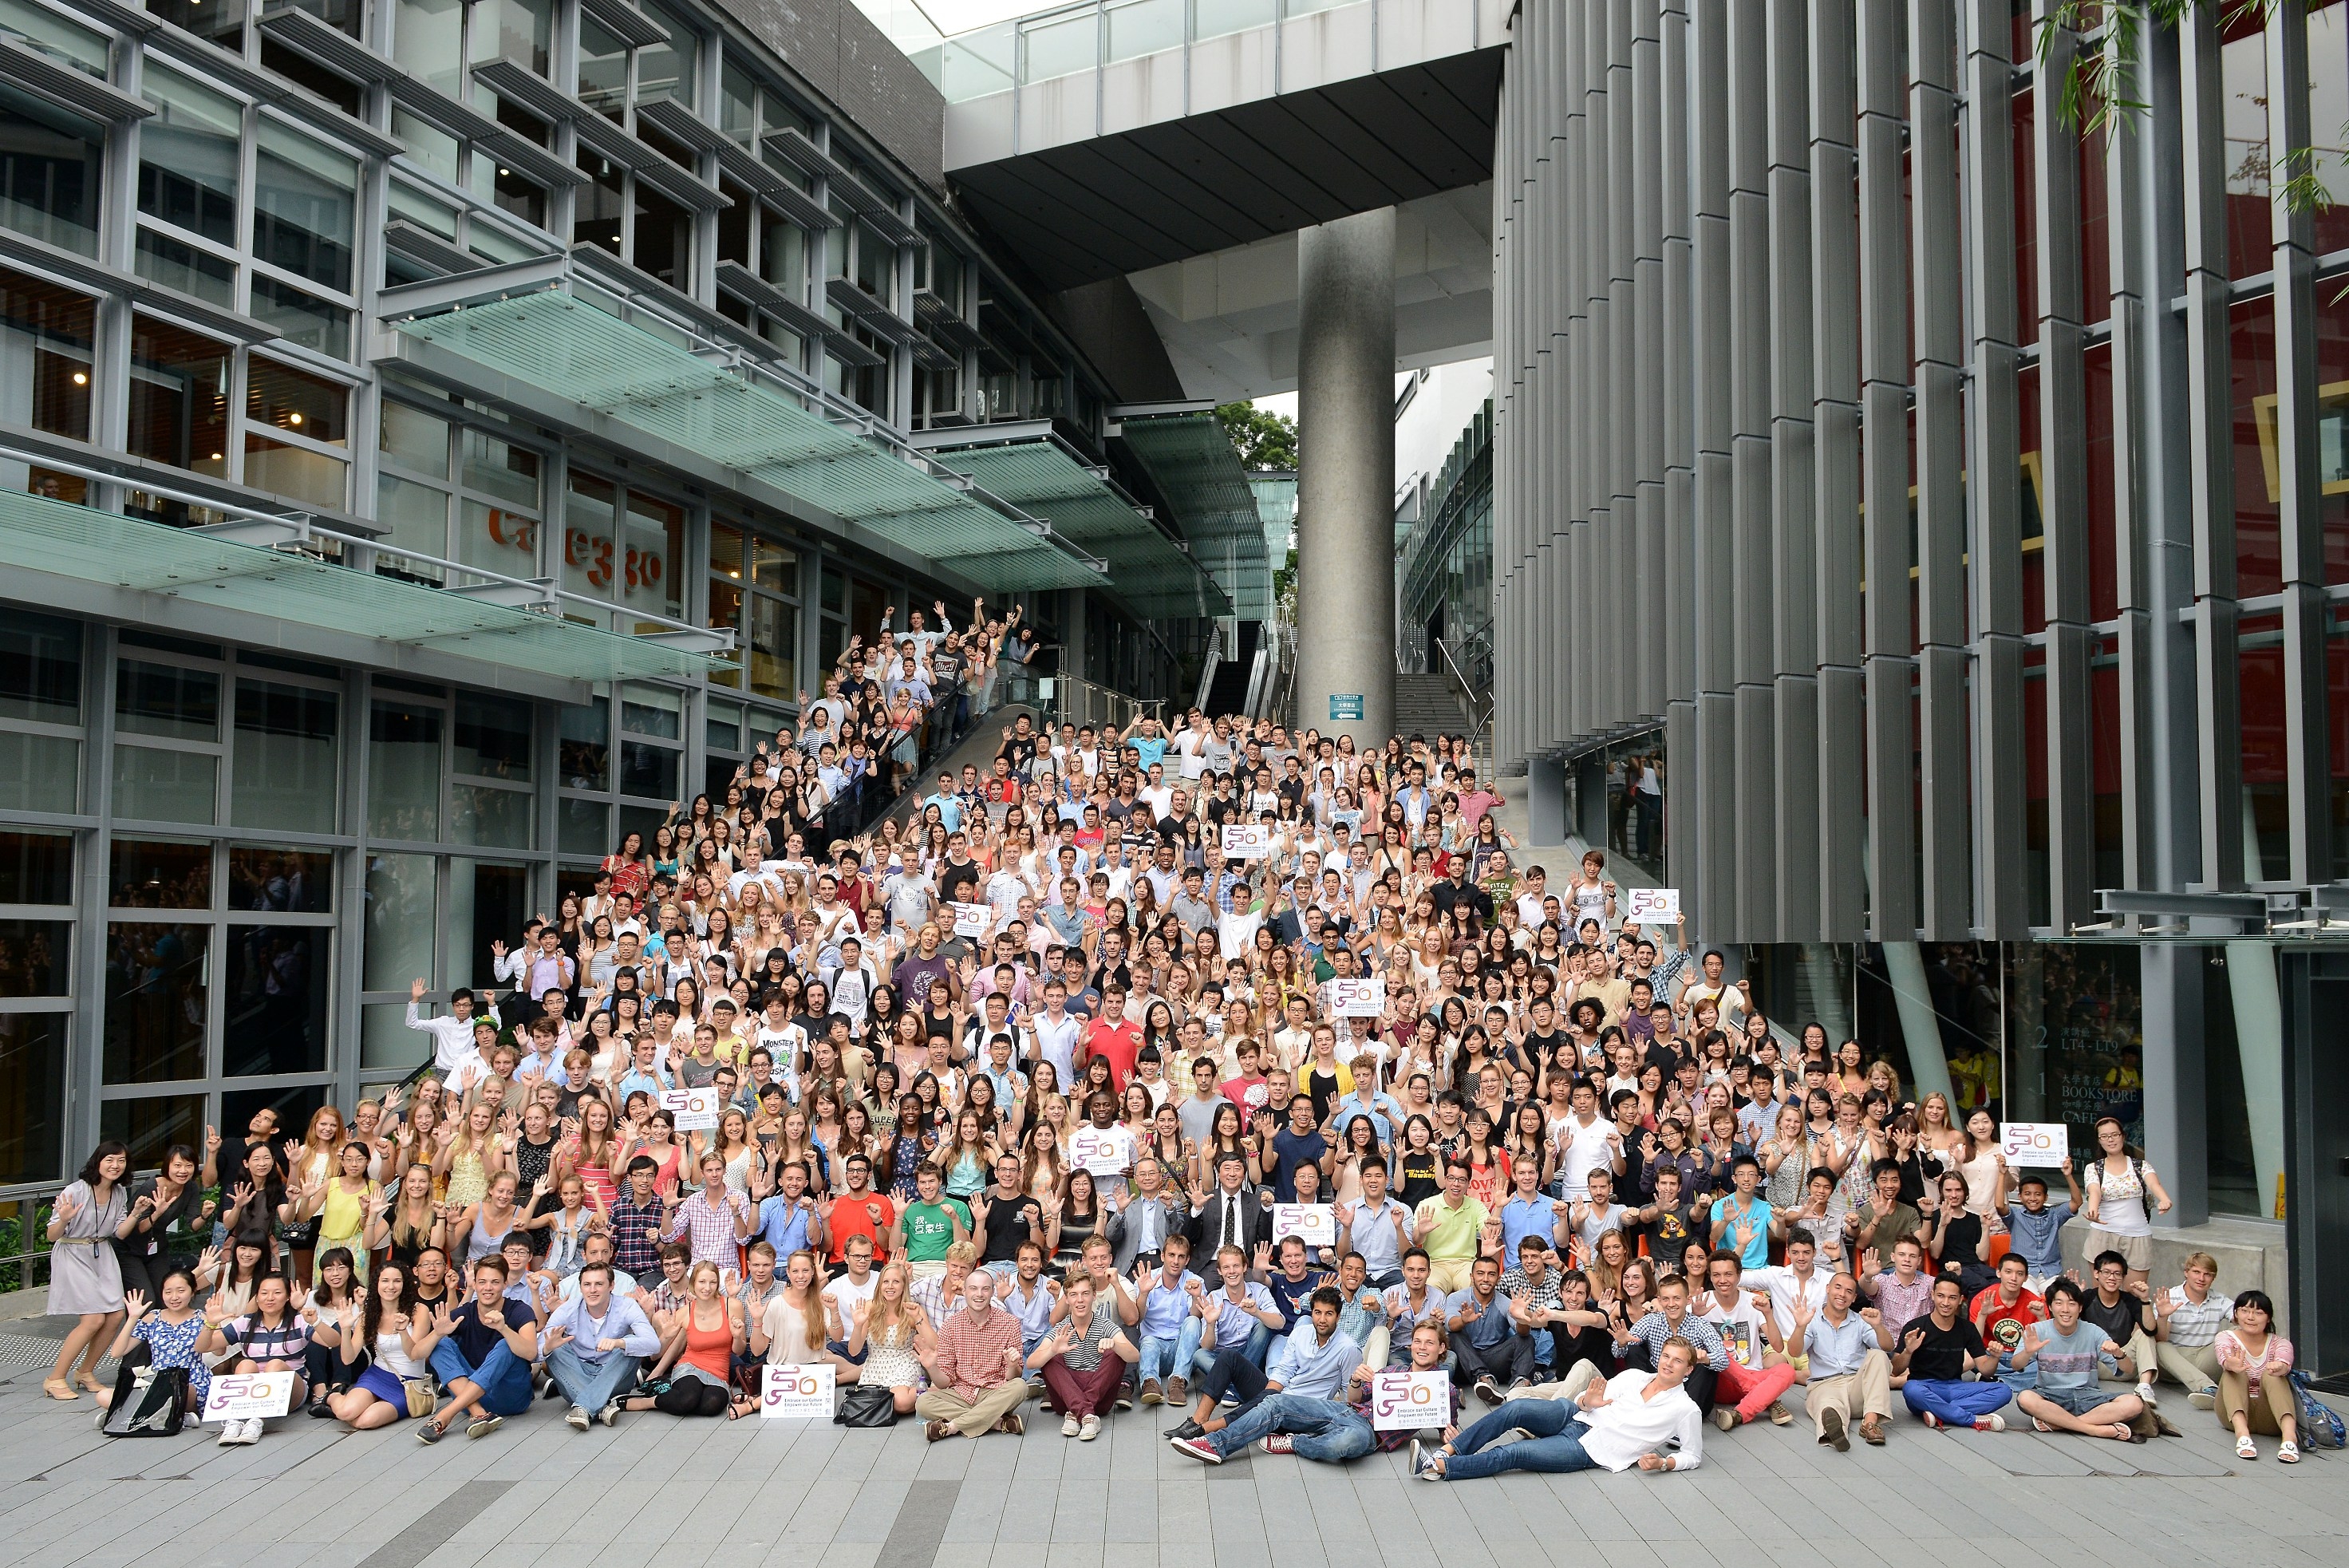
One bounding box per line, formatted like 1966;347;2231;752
361;1261;413;1349
77;1139;129;1190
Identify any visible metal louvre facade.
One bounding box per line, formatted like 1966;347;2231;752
1492;0;2349;951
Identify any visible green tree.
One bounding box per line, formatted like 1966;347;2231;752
1215;401;1298;472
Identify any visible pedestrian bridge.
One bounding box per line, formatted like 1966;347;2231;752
904;0;1507;291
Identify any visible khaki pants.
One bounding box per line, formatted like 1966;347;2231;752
1359;1325;1392;1373
1804;1349;1892;1436
2156;1340;2221;1393
2097;1329;2159;1387
2217;1368;2292;1437
1523;1359;1608;1403
908;1260;946;1282
1426;1256;1476;1295
915;1378;1027;1436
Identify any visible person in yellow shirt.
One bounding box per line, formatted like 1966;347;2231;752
1412;1160;1495;1294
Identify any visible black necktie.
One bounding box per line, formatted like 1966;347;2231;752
1226;1195;1240;1244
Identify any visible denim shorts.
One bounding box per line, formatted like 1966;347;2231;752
2039;1383;2107;1416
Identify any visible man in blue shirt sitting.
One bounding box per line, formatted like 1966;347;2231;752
1167;1287;1363;1462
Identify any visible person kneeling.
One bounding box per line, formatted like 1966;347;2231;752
1415;1337;1706;1480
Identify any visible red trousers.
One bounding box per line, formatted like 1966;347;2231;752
1716;1358;1799;1420
1042;1354;1127;1417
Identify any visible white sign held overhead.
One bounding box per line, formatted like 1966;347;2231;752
1625;887;1680;922
659;1087;722;1132
1328;978;1385;1017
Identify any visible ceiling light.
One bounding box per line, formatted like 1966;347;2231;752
71;371;86;385
288;412;302;425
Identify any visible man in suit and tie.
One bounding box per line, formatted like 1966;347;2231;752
1188;1151;1270;1262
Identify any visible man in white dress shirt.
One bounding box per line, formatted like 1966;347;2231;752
1415;1337;1706;1480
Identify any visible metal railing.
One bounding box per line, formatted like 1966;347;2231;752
1434;630;1493;776
917;0;1383;105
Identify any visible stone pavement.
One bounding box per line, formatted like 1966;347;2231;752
3;1357;2346;1568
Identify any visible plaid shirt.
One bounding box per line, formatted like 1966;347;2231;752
610;1192;667;1278
1618;1308;1729;1372
667;1188;751;1268
931;1302;1023;1401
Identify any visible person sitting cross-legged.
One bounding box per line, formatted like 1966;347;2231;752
2011;1277;2149;1442
1893;1274;2011;1432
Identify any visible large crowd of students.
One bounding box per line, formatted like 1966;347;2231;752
41;701;2304;1474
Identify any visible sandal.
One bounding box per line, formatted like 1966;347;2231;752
2278;1440;2300;1463
42;1378;78;1401
2107;1423;2135;1442
2031;1417;2053;1433
2236;1434;2258;1459
925;1420;953;1443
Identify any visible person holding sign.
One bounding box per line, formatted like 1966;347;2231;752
1415;1337;1707;1479
196;1271;311;1447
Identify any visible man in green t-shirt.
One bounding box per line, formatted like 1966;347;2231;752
893;1161;972;1281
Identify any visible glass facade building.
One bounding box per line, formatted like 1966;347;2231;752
1490;0;2349;1352
0;0;1246;1191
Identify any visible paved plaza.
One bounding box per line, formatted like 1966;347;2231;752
2;1337;2344;1568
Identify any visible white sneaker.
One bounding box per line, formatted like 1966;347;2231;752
233;1418;263;1445
1062;1413;1080;1438
1078;1415;1100;1441
2138;1383;2158;1408
218;1420;240;1447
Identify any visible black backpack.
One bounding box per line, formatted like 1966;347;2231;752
100;1360;188;1437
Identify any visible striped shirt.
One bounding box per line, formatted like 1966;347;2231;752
666;1188;750;1267
2161;1285;2234;1349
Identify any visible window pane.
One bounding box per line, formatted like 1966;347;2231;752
116;658;219;741
103;922;208;1083
454;692;532;780
0;918;68;996
637;0;697;106
558;794;607;855
0;607;77;722
450;858;529;991
0;731;77;812
705;698;740;752
0;84;101;256
368;697;442;841
0;830;69;903
228;846;331;912
0;0;109;78
223;924;329;1076
559;698;609;789
563;471;616;601
362;851;436;991
380;398;451;476
249;357;349;445
0;263;93;439
619;739;678;800
254;118;356;292
0;1011;66;1182
145;0;247;50
375;473;450;583
748;597;795;700
462;427;540;508
126;315;231;480
135;227;236;307
619;683;680;739
98;1092;204;1175
243;432;349;510
219;1084;326;1147
450;782;532;848
139;64;241;246
393;0;465;96
113;745;218;824
248;274;349;358
620;491;684;620
232;679;339;831
749;536;797;594
578;14;626;117
109;839;211;909
459;496;539;578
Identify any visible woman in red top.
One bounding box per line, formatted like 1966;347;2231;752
630;1261;751;1417
600;831;652;902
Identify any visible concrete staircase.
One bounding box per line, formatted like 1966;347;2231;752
1394;673;1469;740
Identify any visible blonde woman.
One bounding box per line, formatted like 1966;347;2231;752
283;1106;348;1282
1917;1092;1964;1171
632;1261;753;1418
434;1100;503;1210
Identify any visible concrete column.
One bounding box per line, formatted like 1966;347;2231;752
1293;206;1397;746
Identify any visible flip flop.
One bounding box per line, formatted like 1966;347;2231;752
2108;1423;2134;1442
2031;1416;2053;1433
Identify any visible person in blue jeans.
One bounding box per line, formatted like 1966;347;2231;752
1132;1237;1204;1404
542;1262;661;1430
1188;1242;1281;1382
1166;1287;1360;1447
413;1255;539;1442
1893;1275;2011;1432
1420;1340;1706;1479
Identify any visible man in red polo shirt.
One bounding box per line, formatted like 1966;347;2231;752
1081;982;1140;1091
823;1151;896;1267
